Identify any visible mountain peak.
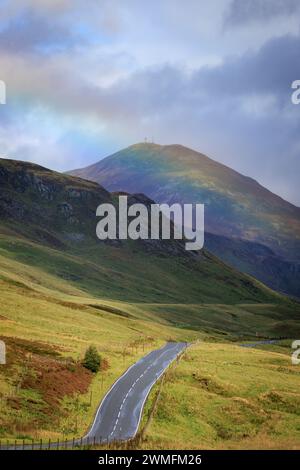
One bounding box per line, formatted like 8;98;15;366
127;142;163;151
128;142;193;152
68;142;300;263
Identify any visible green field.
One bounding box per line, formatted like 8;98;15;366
139;342;300;450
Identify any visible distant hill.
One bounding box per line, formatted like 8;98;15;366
69;143;300;297
1;156;298;337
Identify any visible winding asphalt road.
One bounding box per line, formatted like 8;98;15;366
2;342;187;449
84;341;187;443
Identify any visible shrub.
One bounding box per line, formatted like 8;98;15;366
82;345;101;373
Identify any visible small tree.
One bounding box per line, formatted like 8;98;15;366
83;345;101;373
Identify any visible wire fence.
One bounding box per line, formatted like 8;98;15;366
0;434;143;450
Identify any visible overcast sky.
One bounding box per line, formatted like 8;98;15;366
0;0;300;205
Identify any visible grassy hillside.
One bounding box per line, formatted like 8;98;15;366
0;157;286;307
0;270;200;442
69;143;300;297
138;342;300;450
1;156;300;444
1;232;299;339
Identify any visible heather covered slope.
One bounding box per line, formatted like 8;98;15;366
69;143;300;297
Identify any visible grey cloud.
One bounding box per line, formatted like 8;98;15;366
101;34;300;120
1;31;299;133
1;33;299;136
225;0;300;27
191;34;300;104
